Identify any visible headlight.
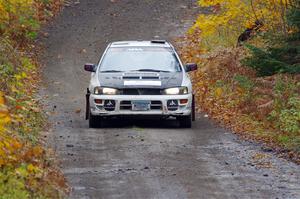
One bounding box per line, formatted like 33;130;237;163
94;87;119;95
162;87;188;95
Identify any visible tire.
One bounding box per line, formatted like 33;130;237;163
178;114;192;128
89;112;103;128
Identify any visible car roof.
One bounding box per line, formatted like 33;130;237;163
110;40;172;48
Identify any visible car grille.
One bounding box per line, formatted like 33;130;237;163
120;88;161;95
120;100;162;110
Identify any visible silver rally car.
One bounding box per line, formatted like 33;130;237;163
84;40;197;128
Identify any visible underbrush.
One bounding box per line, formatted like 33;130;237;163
177;33;300;163
176;0;300;163
0;0;68;198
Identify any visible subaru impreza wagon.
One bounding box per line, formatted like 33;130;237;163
84;40;197;128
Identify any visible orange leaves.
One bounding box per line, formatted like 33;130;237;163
27;163;40;174
23;146;44;162
0;130;39;169
177;30;300;163
0;137;22;167
0;0;67;197
0;132;68;196
0;92;11;132
0;92;5;105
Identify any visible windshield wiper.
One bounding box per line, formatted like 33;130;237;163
101;70;123;73
132;69;171;73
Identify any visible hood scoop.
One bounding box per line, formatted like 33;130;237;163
123;76;140;80
122;72;160;80
141;76;159;80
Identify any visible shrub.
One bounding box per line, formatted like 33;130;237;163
0;0;67;198
243;44;300;76
243;1;300;76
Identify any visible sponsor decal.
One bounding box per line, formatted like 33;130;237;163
124;81;162;86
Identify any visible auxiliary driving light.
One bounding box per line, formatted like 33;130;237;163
94;99;103;104
180;99;188;104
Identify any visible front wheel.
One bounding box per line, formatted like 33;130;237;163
177;114;192;128
89;112;103;128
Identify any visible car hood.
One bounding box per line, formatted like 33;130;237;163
98;71;183;89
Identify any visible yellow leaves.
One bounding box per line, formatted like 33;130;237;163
16;166;29;178
214;87;223;98
0;92;4;105
0;92;11;132
0;2;9;21
16;163;40;178
14;72;27;81
0;135;43;171
0;0;34;28
193;0;291;49
199;0;224;7
27;163;39;173
0;0;68;196
31;146;43;157
0;0;34;13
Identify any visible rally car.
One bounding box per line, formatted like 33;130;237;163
84;40;197;128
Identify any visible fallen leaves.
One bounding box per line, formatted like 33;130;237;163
0;0;68;197
251;153;274;169
176;32;300;164
79;48;87;54
0;92;11;130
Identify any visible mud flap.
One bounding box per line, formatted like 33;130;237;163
85;88;90;120
192;94;196;121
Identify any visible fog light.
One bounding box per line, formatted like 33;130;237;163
104;100;116;111
167;100;179;111
180;99;188;104
94;99;103;104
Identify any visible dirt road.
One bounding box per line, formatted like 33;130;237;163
40;0;300;198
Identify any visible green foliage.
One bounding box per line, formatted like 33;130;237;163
287;1;300;29
0;170;29;199
278;96;300;134
243;2;300;76
233;74;254;91
243;44;300;76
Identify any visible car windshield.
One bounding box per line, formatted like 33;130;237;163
99;47;181;72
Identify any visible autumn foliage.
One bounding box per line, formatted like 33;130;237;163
192;0;295;49
178;0;300;163
0;0;67;198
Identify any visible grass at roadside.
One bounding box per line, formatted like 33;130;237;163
0;0;68;198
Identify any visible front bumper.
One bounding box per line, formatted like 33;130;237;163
89;94;192;117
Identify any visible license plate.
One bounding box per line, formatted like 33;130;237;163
132;100;150;111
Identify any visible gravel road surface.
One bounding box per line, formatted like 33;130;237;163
40;0;300;198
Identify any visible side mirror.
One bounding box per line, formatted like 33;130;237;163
185;63;198;72
84;63;96;72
